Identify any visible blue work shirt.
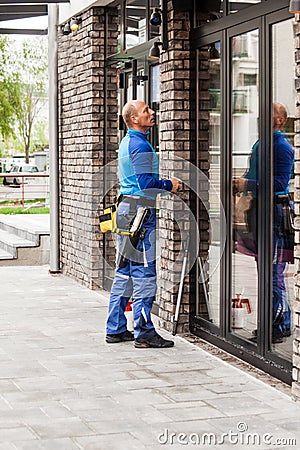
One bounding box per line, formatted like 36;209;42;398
118;128;172;199
244;130;294;195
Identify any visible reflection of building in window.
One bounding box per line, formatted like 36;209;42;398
232;34;249;57
209;53;221;112
150;64;160;152
272;19;295;148
232;86;256;113
209;89;220;112
232;30;259;172
125;1;147;48
243;73;257;86
238;73;257;86
116;5;121;53
209;113;220;164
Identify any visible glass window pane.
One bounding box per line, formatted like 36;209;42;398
125;0;147;49
231;29;259;341
197;41;222;326
271;19;295;355
116;5;122;53
150;64;160;152
229;0;261;15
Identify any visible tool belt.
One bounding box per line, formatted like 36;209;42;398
275;194;291;204
118;194;156;208
117;207;150;268
275;194;295;234
99;194;154;236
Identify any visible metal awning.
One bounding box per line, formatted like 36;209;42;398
0;2;70;35
0;5;47;22
0;0;68;3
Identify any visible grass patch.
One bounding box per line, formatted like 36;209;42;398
0;207;49;214
0;198;49;214
0;198;45;206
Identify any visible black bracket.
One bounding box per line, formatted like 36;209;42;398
132;75;149;84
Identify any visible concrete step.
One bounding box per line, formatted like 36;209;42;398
0;214;49;245
0;229;36;257
0;214;50;265
0;235;49;266
0;248;14;260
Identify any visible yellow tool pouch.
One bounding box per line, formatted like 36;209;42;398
99;203;117;233
99;195;150;236
99;198;133;235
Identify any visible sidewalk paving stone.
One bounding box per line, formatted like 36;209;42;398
0;265;300;449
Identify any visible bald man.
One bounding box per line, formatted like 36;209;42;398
234;102;294;344
106;100;182;348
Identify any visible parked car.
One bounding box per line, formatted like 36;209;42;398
3;164;39;185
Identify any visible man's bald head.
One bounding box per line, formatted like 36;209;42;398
273;102;288;131
122;100;144;128
122;100;155;132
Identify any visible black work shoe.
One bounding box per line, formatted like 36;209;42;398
250;334;284;344
272;335;284;344
282;328;291;337
134;333;174;349
106;330;134;344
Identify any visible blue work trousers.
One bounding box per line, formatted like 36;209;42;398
272;203;292;337
106;207;157;339
272;262;291;337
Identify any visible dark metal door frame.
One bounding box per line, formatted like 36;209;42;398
191;3;293;383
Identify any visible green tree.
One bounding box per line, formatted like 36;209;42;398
0;36;21;139
12;37;48;163
0;36;48;163
31;118;49;151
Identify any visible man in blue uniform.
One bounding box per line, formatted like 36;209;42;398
234;102;294;343
106;100;182;348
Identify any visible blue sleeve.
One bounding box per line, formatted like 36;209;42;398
273;140;294;193
245;179;257;191
244;143;258;192
245;138;294;193
130;142;172;193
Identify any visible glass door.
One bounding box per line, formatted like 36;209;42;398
193;7;294;382
196;36;223;329
231;28;259;343
271;18;295;357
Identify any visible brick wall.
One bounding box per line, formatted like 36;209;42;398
58;7;118;289
293;14;300;399
157;1;194;333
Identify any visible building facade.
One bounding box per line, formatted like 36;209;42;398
55;0;300;393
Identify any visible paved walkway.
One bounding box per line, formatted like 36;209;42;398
0;266;300;450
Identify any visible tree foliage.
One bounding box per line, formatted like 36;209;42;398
0;36;48;162
0;36;21;140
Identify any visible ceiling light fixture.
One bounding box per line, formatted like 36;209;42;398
289;0;300;13
149;41;163;59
